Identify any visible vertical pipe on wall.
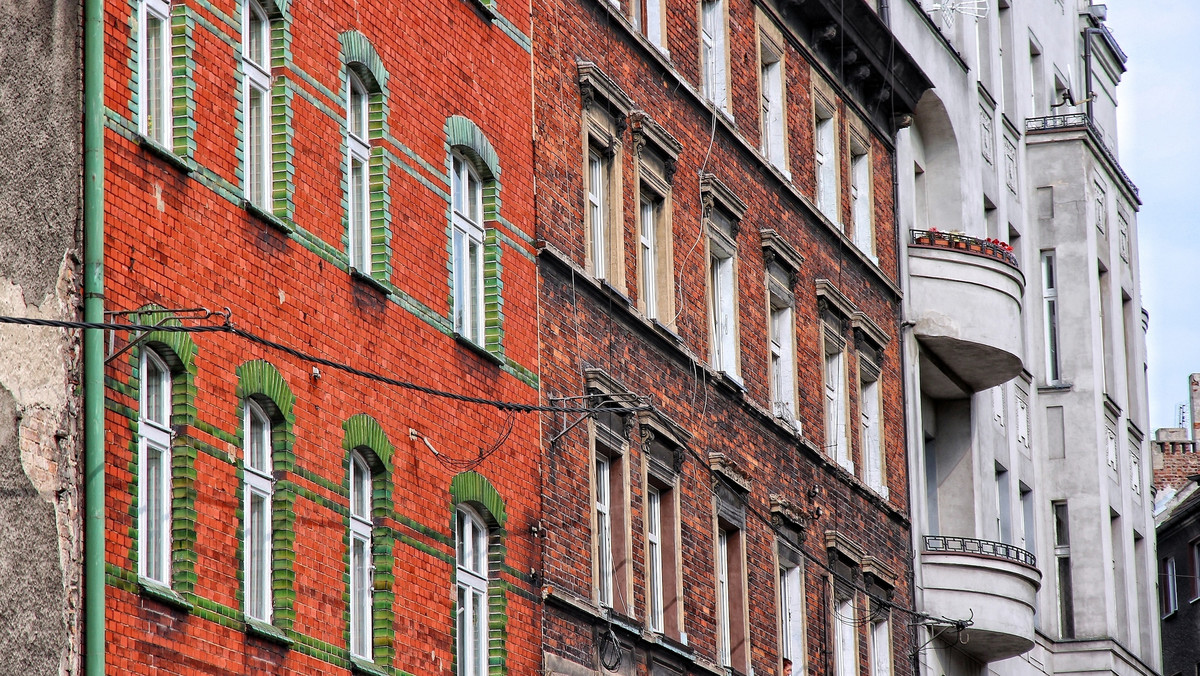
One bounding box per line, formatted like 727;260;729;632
82;0;106;670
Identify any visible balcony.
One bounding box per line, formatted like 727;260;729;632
1025;114;1139;201
921;535;1041;662
908;231;1025;394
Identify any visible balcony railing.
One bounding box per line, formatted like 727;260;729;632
1025;114;1139;201
924;535;1036;567
910;229;1019;269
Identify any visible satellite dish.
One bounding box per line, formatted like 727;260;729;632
928;0;989;29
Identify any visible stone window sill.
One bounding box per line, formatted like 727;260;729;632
455;333;504;366
139;135;192;175
137;577;193;613
349;267;390;296
243;199;293;234
245;618;293;647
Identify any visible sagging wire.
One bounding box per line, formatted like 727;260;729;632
0;313;652;416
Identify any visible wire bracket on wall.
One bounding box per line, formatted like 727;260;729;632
103;306;231;364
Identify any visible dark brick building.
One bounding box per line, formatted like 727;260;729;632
100;0;541;673
531;0;928;675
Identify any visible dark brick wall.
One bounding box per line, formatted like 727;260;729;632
533;0;913;674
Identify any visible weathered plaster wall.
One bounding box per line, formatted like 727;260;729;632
0;0;82;673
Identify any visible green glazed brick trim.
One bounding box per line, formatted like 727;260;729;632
445;115;501;186
482;230;505;355
272;489;299;630
192;0;238;33
235;359;298;466
338;30;390;94
171;8;197;160
342;414;394;473
449;471;507;529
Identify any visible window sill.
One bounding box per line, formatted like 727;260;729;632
599;279;632;306
649;318;683;344
712;370;745;397
245;618;293;647
464;0;498;19
455;333;504;366
243;199;293;234
349;267;390;296
349;656;388;676
139;135;192;175
1038;382;1073;393
137;577;193;613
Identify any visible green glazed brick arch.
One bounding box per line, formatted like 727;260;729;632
338;30;389;95
131;306;198;377
342;413;393;472
235;359;297;471
449;471;507;529
446;115;501;182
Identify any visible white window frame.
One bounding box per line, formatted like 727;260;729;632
825;341;850;471
717;528;732;667
708;211;738;376
861;371;884;496
870;618;891;676
700;0;728;113
639;194;660;320
647;486;664;633
815;104;838;224
595;455;614;608
1162;556;1178;617
452;153;486;344
1041;251;1061;382
770;302;796;424
457;506;489;676
349;452;374;660
244;399;274;622
759;36;786;173
347;71;372;275
850;145;873;257
139;0;173;146
1191;541;1200;602
138;348;173;585
637;0;666;52
778;558;804;669
587;151;607;280
242;0;272;210
835;596;857;676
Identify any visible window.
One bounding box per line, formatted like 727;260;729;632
452;153;486;343
850;140;873;257
717;529;731;666
995;464;1011;544
770;295;796;423
244;399;273;622
242;0;272;209
457;506;489;676
139;0;173;145
1053;500;1075;637
639;195;662;319
647;486;664;632
1106;428;1118;471
1041;251;1062;382
1020;483;1035;557
349;452;373;660
778;550;805;672
595;454;614;608
346;71;373;275
824;331;850;471
634;0;665;52
834;594;856;676
759;30;786;173
586;151;609;280
708;210;738;376
814;97;838;224
138;348;172;585
1029;40;1044;115
869;618;891;676
1191;540;1200;601
716;527;747;668
1161;556;1178;617
861;363;884;495
700;0;728;112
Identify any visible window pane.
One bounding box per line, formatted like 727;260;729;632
468;236;482;343
349;80;365;139
473;588;487;674
457;585;468;671
247;3;267;66
248;86;266;206
352;535;371;657
351;456;370;519
145;443;165;582
452;158;465;214
640;200;657;318
468;172;482;224
350;157;368;270
146;14;167;143
144;354;167;424
472;518;486;575
453;229;467;333
248;490;269;620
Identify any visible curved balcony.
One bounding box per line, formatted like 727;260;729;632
908;231;1025;394
921;535;1042;663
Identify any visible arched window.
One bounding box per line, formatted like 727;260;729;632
242;0;273;209
243;398;273;622
456;505;489;676
347;71;373;275
349;450;374;660
138;348;172;584
451;152;485;343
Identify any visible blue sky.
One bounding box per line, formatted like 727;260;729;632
1110;2;1200;432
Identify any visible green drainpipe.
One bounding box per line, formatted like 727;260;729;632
83;0;105;670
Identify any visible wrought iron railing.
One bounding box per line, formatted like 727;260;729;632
1025;114;1139;201
910;229;1020;270
924;534;1036;567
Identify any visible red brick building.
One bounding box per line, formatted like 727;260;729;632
101;0;541;673
531;0;928;675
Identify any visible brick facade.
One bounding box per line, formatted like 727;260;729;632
101;0;540;673
532;0;924;674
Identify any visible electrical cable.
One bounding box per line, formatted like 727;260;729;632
0;314;651;416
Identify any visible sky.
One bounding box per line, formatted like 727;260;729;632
1108;2;1200;432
